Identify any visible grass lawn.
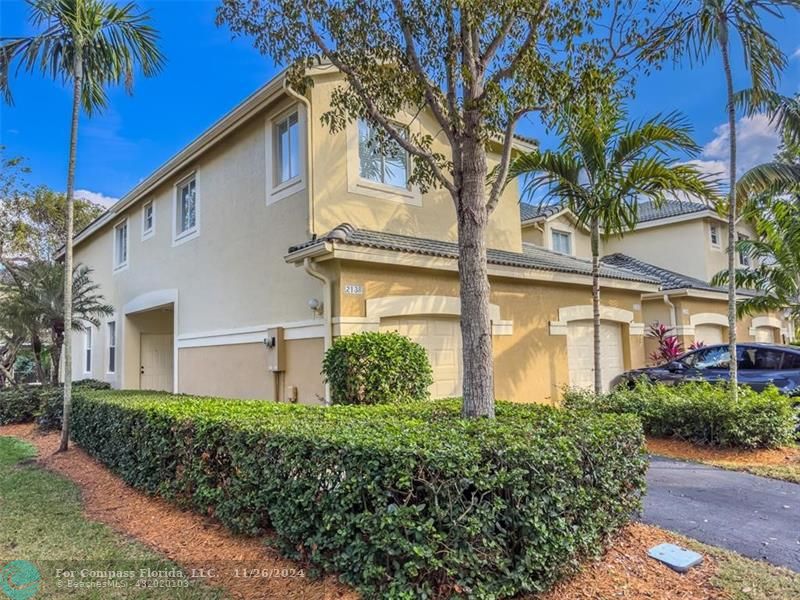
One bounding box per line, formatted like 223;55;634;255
647;437;800;484
0;437;224;600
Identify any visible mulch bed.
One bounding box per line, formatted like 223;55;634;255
647;437;800;468
1;424;729;599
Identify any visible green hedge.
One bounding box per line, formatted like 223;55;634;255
71;391;646;598
322;331;434;405
0;387;42;425
563;381;795;448
0;379;111;427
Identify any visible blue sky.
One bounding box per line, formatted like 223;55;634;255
1;0;799;206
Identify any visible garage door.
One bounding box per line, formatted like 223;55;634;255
754;327;776;343
379;317;463;398
695;324;724;346
566;320;624;392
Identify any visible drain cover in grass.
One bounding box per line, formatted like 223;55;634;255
648;543;703;573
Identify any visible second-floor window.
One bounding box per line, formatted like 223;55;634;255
275;111;300;184
709;224;720;248
84;327;93;373
113;220;128;270
142;201;154;239
358;119;409;189
551;230;572;254
738;233;751;267
176;178;197;240
107;321;116;374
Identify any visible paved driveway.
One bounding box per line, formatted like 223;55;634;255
642;456;800;572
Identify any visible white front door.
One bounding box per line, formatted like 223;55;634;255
566;320;624;392
379;316;463;399
140;334;174;392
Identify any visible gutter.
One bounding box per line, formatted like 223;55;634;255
303;257;333;406
662;294;677;327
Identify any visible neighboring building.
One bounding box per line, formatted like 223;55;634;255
67;68;788;405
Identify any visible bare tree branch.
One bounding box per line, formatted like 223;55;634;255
480;14;515;72
487;108;533;212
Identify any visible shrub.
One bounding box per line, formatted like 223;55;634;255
0;386;42;425
71;390;646;598
563;381;795;448
74;378;112;390
322;331;433;405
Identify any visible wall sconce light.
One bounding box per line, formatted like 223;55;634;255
308;298;323;315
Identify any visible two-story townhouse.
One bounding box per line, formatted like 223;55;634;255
520;199;793;362
69;66;662;405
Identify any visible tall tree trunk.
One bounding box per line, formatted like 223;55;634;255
720;27;738;402
59;47;82;452
591;217;602;395
31;333;47;385
457;132;494;418
51;329;64;386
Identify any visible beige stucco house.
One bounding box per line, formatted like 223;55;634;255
67;67;789;405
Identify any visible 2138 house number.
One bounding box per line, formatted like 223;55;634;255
344;284;364;295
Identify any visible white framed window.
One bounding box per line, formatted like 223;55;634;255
738;233;751;267
173;175;199;245
357;119;410;189
84;327;93;374
107;321;116;374
266;106;306;205
113;218;128;272
709;224;720;248
551;229;572;254
142;201;155;240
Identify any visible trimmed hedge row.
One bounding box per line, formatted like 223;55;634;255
563;381;795;448
0;379;111;427
71;391;646;598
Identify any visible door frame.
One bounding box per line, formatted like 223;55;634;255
123;289;179;393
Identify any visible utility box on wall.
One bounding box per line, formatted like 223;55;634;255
265;327;285;372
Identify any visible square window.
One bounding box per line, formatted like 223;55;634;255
738;233;750;266
275;112;300;185
176;178;197;239
142;202;154;238
107;321;116;374
551;230;572;254
113;220;128;269
358;119;409;189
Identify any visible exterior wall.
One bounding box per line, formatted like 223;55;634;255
177;338;324;404
702;218;758;281
520;224;544;246
331;261;646;404
521;215;592;259
70;95;325;396
308;73;523;254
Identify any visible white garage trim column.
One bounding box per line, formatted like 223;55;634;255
548;305;644;336
678;312;729;338
748;315;782;340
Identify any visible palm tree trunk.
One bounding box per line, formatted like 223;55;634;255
591;217;602;395
720;27;738;402
31;333;47;385
458;127;494;418
59;47;82;452
51;328;64;386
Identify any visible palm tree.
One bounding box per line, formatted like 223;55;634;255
507;102;715;394
646;0;800;399
6;261;113;385
1;0;164;450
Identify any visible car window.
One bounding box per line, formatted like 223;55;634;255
782;352;800;369
750;348;785;370
683;347;730;370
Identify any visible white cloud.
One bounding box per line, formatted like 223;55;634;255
792;47;800;60
688;114;781;181
75;189;119;208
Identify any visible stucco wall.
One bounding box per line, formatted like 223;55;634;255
333;261;645;404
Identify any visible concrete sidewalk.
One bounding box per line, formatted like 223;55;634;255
642;456;800;572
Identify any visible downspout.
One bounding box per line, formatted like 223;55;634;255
283;79;315;237
304;257;332;406
662;294;677;328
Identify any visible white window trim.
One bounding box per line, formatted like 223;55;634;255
738;232;751;267
141;201;155;241
84;326;93;375
172;172;200;247
106;319;117;375
550;228;573;255
346;115;422;206
112;217;129;273
266;103;307;205
709;224;721;250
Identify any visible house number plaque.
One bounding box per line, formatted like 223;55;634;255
344;284;364;296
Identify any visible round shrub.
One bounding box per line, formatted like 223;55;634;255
322;331;433;405
0;386;41;425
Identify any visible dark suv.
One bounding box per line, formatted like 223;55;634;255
610;343;800;396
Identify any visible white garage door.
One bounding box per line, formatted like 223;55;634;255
379;317;463;398
695;324;724;346
566;320;624;392
754;327;776;343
